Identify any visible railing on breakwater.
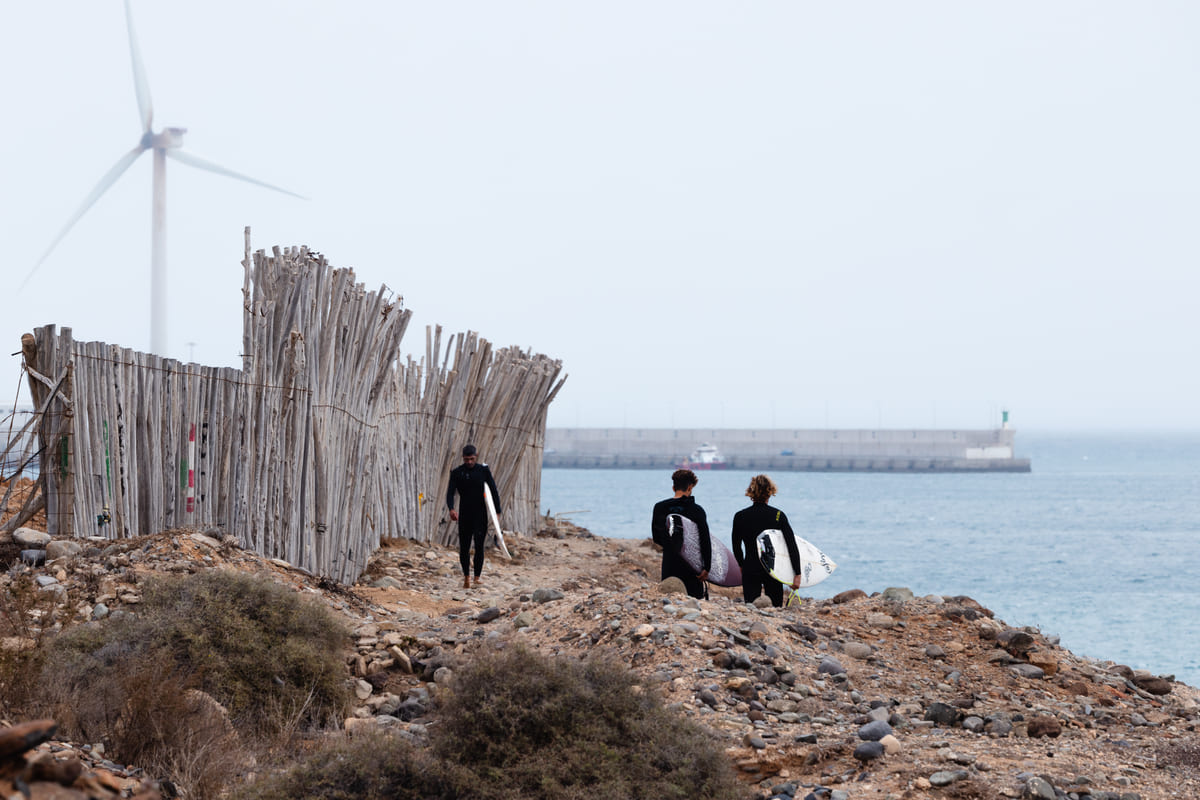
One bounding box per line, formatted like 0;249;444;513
4;235;564;583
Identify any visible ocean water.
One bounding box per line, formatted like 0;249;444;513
541;432;1200;686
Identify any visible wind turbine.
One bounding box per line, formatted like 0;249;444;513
21;0;304;357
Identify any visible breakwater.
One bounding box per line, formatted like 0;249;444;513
544;427;1030;472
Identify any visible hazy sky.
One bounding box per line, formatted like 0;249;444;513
3;2;1197;432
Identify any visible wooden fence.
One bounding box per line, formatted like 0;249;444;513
3;239;565;583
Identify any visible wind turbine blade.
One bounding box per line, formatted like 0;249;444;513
166;149;308;199
124;0;154;132
19;145;148;291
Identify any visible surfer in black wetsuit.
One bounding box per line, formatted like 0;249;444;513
732;474;801;607
446;444;502;589
650;469;711;599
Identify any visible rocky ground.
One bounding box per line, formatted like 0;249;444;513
3;516;1200;799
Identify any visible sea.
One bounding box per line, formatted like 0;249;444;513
541;432;1200;687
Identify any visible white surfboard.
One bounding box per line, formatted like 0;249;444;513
483;486;511;559
756;529;837;588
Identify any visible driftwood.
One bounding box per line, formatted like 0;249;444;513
15;237;564;583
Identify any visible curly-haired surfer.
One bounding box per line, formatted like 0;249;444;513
731;474;801;606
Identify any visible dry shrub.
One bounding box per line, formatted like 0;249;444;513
0;573;60;718
109;657;248;799
436;645;741;800
237;646;742;800
41;570;352;795
232;730;470;800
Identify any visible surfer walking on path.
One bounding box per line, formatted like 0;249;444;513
651;469;712;600
446;444;502;589
732;474;802;607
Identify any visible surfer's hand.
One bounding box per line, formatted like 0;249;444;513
449;510;459;522
791;578;800;589
698;570;709;581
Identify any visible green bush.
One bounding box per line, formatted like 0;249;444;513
42;569;351;757
238;646;742;800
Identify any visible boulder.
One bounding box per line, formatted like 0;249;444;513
1132;674;1173;695
12;528;51;548
658;577;687;595
881;587;914;603
1026;716;1062;738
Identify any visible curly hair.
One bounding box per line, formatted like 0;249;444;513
745;474;777;503
672;469;698;491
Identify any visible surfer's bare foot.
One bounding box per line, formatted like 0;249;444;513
473;576;482;587
463;576;470;589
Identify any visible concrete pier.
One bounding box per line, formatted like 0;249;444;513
543;427;1031;473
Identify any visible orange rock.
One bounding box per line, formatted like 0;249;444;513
0;720;58;760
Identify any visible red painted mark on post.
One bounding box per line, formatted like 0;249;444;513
186;423;196;514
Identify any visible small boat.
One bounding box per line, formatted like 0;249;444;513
677;442;727;470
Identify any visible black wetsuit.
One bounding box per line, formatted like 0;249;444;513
650;494;711;599
446;462;501;578
732;502;801;607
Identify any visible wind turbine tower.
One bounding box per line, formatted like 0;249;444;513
22;0;304;357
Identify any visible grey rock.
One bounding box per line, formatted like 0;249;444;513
743;733;767;749
998;629;1036;654
817;656;846;676
19;550;45;566
857;720;892;741
1022;776;1056;800
476;607;502;624
13;528;51;548
929;770;968;787
1010;663;1046;680
881;586;914;602
867;706;891;723
961;715;986;734
853;741;884;762
532;587;564;603
924;702;960;726
925;644;947;659
843;642;873;660
512;611;534;629
372;576;404;589
397;698;427;721
91;603;110;620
